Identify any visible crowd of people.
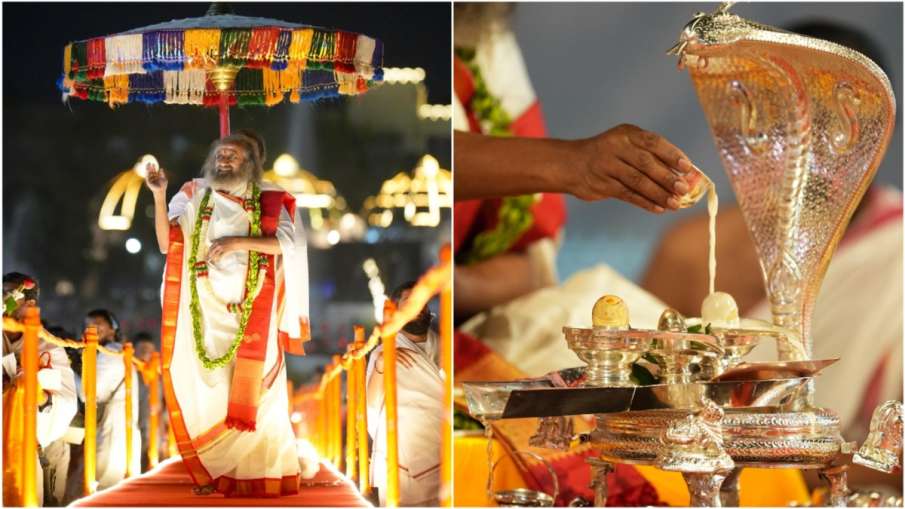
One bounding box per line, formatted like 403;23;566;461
3;271;166;506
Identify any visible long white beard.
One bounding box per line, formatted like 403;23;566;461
212;179;249;196
205;165;252;193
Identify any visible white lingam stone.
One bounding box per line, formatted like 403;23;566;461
701;291;739;328
592;294;629;328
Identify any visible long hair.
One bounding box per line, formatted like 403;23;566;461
200;134;264;184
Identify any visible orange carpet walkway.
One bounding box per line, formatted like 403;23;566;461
71;458;372;507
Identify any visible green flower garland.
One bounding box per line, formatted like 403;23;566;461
188;184;263;370
456;46;537;265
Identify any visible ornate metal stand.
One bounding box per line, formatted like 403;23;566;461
587;457;613;507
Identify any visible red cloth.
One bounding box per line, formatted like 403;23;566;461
72;459;370;507
524;449;663;507
224;190;288;431
453;55;566;259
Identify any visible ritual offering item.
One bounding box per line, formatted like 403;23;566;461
463;3;900;506
675;163;712;209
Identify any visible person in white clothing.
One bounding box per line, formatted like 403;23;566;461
145;131;314;497
83;309;141;491
2;273;78;506
366;281;443;506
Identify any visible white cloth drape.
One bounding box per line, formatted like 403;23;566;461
165;179;313;485
366;331;443;506
80;342;141;490
4;336;77;505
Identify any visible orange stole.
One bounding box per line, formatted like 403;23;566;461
160;224;214;487
224;190;290;431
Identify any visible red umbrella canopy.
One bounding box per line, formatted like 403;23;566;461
59;5;384;109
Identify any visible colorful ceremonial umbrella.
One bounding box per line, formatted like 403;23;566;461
59;3;384;138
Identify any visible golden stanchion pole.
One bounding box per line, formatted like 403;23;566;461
326;365;334;465
354;326;370;496
344;346;357;481
324;368;334;464
147;352;161;468
83;327;99;496
382;300;401;508
123;342;135;478
316;386;327;458
330;368;342;470
332;354;343;471
439;244;453;507
21;307;40;507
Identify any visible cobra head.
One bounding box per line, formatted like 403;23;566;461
670;5;895;361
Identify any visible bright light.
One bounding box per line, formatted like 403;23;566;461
404;201;416;221
290;411;303;424
125;238;142;254
382;67;426;85
340;213;358;231
99;216;130;231
380;210;393;227
274;154;300;177
417;104;453;121
326;230;341;246
55;280;75;297
421;155;440;177
363;258;387;323
133;154;158;178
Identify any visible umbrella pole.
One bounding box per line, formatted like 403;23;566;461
219;94;230;138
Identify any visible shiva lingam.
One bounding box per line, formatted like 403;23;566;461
464;3;900;507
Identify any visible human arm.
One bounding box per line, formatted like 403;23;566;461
366;349;419;403
144;163;170;254
454;251;545;319
36;347;78;447
207;236;282;263
454;124;695;213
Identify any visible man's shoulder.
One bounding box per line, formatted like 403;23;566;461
174;178;209;199
260;181;290;195
39;340;73;369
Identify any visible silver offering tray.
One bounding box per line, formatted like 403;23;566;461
462;379;554;420
689;317;806;369
563;326;721;386
462;365;835;420
563;319;801;387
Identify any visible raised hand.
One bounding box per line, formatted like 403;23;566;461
571;124;695;213
145;162;168;196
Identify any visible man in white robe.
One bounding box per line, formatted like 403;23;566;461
82;309;141;491
366;282;443;506
145;132;314;497
2;273;78;506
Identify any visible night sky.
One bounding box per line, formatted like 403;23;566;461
2;2;451;105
